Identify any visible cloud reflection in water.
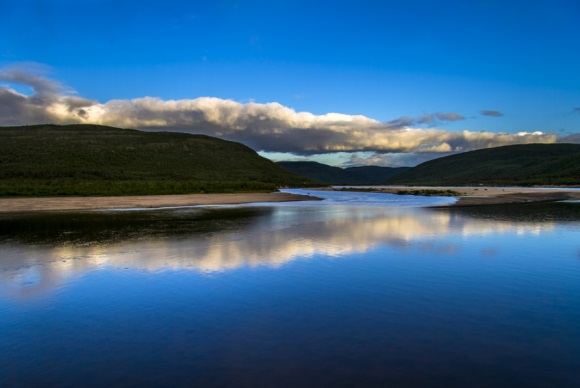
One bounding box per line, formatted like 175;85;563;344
0;202;572;299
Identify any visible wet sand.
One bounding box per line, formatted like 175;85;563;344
0;192;320;213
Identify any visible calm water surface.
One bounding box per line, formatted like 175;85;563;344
1;190;580;387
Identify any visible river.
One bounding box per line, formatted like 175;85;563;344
1;189;579;387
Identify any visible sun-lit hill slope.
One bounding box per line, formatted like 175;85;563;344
386;143;580;186
277;161;409;185
0;124;312;196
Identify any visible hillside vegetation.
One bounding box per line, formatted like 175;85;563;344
277;161;409;185
387;144;580;186
0;124;312;196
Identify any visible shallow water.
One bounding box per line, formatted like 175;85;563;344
1;190;579;387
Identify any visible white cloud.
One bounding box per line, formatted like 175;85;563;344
0;65;562;166
481;110;503;117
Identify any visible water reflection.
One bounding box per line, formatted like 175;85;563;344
437;201;580;223
1;202;578;299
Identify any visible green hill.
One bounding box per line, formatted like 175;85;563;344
387;143;580;186
0;124;312;196
277;161;409;185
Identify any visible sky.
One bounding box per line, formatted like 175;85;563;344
1;0;579;167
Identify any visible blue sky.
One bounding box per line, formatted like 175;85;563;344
1;0;579;166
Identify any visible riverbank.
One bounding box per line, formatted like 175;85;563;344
452;191;580;206
1;187;578;213
326;186;580;206
0;192;320;213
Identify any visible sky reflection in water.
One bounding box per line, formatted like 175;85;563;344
1;190;580;386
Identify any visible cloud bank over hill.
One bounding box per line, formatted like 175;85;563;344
0;65;564;166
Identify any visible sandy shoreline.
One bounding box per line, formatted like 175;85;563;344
449;189;580;206
0;187;578;213
0;192;320;213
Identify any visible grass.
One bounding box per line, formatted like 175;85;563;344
0;124;313;196
388;143;580;186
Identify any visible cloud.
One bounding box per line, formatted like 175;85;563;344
0;65;560;163
435;112;465;122
0;64;63;103
0;64;95;125
481;110;504;117
557;133;580;143
388;112;465;128
347;152;452;167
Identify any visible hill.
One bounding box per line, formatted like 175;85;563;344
387;143;580;186
0;124;312;196
277;161;409;185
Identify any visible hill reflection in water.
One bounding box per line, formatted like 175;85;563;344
1;200;578;299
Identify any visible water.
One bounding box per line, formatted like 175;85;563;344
1;190;579;387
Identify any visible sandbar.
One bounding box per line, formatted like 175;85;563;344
344;186;580;206
0;192;320;213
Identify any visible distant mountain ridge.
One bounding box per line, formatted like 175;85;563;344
388;143;580;186
277;161;409;185
0;124;312;196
